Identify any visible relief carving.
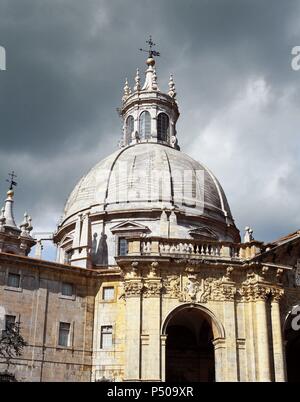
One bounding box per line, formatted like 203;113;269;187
163;273;236;303
143;280;163;297
124;280;143;297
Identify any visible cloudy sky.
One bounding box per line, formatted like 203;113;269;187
0;0;300;259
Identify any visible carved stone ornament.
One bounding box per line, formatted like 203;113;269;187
271;288;284;302
163;275;181;298
124;280;143;297
179;276;236;303
148;261;159;278
125;261;139;279
143;280;163;297
239;284;272;302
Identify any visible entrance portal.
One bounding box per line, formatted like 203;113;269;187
165;307;215;382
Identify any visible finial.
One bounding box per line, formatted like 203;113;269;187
0;207;6;231
140;35;160;65
134;68;141;92
6;171;17;191
122;78;131;102
168;74;177;98
20;212;33;237
27;216;33;234
20;212;28;228
244;226;254;243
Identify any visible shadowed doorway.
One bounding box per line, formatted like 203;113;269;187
165;307;215;382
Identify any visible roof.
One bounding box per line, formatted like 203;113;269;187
62;143;234;227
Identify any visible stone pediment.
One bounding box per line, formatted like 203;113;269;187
110;220;150;234
189;227;218;240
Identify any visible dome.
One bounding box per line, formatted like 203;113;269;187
63;143;234;226
55;51;240;269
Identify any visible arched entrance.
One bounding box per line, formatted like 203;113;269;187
162;304;223;382
285;306;300;382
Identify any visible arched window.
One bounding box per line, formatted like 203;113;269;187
157;113;169;142
126;115;134;144
139;111;151;140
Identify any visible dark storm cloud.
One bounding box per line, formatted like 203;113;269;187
0;0;299;246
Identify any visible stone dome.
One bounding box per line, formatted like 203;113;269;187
55;53;240;270
63;142;234;227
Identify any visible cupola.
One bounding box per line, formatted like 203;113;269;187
119;36;180;150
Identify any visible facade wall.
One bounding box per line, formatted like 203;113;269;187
0;253;96;382
1;251;300;382
92;279;125;381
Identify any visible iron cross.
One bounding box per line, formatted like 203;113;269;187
140;35;160;58
6;170;17;190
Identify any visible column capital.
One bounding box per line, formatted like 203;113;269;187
143;279;163;298
239;283;271;302
271;287;284;303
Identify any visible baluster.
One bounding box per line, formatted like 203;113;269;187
190;243;195;255
211;244;216;256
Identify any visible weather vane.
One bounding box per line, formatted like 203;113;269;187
6;170;17;190
140;35;160;58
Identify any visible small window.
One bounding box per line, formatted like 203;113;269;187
157;113;169;141
5;315;16;330
103;287;115;301
100;326;113;349
62;282;73;297
58;322;70;347
139;111;151;139
126;115;134;144
64;250;73;264
7;273;20;288
118;238;128;256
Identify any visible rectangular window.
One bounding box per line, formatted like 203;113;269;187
64;250;73;264
118;238;128;256
7;273;20;288
61;282;73;297
58;322;70;347
102;286;115;301
100;326;113;349
5;315;16;330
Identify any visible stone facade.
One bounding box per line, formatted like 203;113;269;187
1;49;300;382
0;252;96;382
1;235;299;382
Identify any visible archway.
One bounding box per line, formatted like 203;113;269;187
285;306;300;382
162;304;223;382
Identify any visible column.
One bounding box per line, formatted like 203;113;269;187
271;290;286;382
141;291;161;380
124;275;143;381
222;286;238;381
213;338;226;382
254;287;271;381
160;335;167;382
141;263;162;381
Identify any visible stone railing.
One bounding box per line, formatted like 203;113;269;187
125;237;262;260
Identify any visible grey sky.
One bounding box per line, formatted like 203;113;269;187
0;0;300;257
